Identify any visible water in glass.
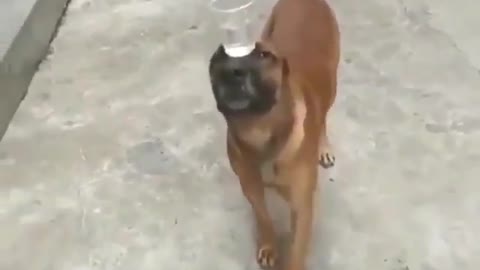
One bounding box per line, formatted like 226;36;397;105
221;18;255;57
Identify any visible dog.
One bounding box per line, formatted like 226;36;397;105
208;0;340;269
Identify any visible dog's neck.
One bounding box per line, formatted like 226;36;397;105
225;77;306;162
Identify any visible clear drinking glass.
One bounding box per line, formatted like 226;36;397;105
209;0;256;57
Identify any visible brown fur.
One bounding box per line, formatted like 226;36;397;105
223;0;340;269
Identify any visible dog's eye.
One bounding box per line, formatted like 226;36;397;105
260;51;272;59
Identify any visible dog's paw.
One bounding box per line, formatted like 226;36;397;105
257;244;277;269
319;151;335;169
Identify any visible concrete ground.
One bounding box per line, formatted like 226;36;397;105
1;0;479;269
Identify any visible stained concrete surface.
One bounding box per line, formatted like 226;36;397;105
1;0;480;269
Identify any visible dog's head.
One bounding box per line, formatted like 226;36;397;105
208;42;288;116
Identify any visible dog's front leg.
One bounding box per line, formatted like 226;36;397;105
281;159;318;270
226;135;277;269
287;191;314;270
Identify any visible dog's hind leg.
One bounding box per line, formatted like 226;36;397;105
227;135;278;269
318;123;335;169
318;73;337;169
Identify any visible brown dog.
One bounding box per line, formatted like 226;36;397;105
208;0;340;269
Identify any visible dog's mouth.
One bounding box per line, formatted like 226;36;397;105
214;77;256;112
218;86;252;111
224;99;250;110
211;68;279;115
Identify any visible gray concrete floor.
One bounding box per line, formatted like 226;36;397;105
1;0;480;269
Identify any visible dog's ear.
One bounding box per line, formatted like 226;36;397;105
209;45;227;65
208;44;227;76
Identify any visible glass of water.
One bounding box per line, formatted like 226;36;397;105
209;0;256;57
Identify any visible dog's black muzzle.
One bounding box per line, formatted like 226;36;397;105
208;44;276;115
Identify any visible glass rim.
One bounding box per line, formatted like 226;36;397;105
208;0;254;13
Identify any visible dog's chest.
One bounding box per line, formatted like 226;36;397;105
238;127;273;152
238;128;285;186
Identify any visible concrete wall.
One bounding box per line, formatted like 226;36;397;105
0;0;70;140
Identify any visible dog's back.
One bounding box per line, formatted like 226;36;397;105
262;0;340;111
